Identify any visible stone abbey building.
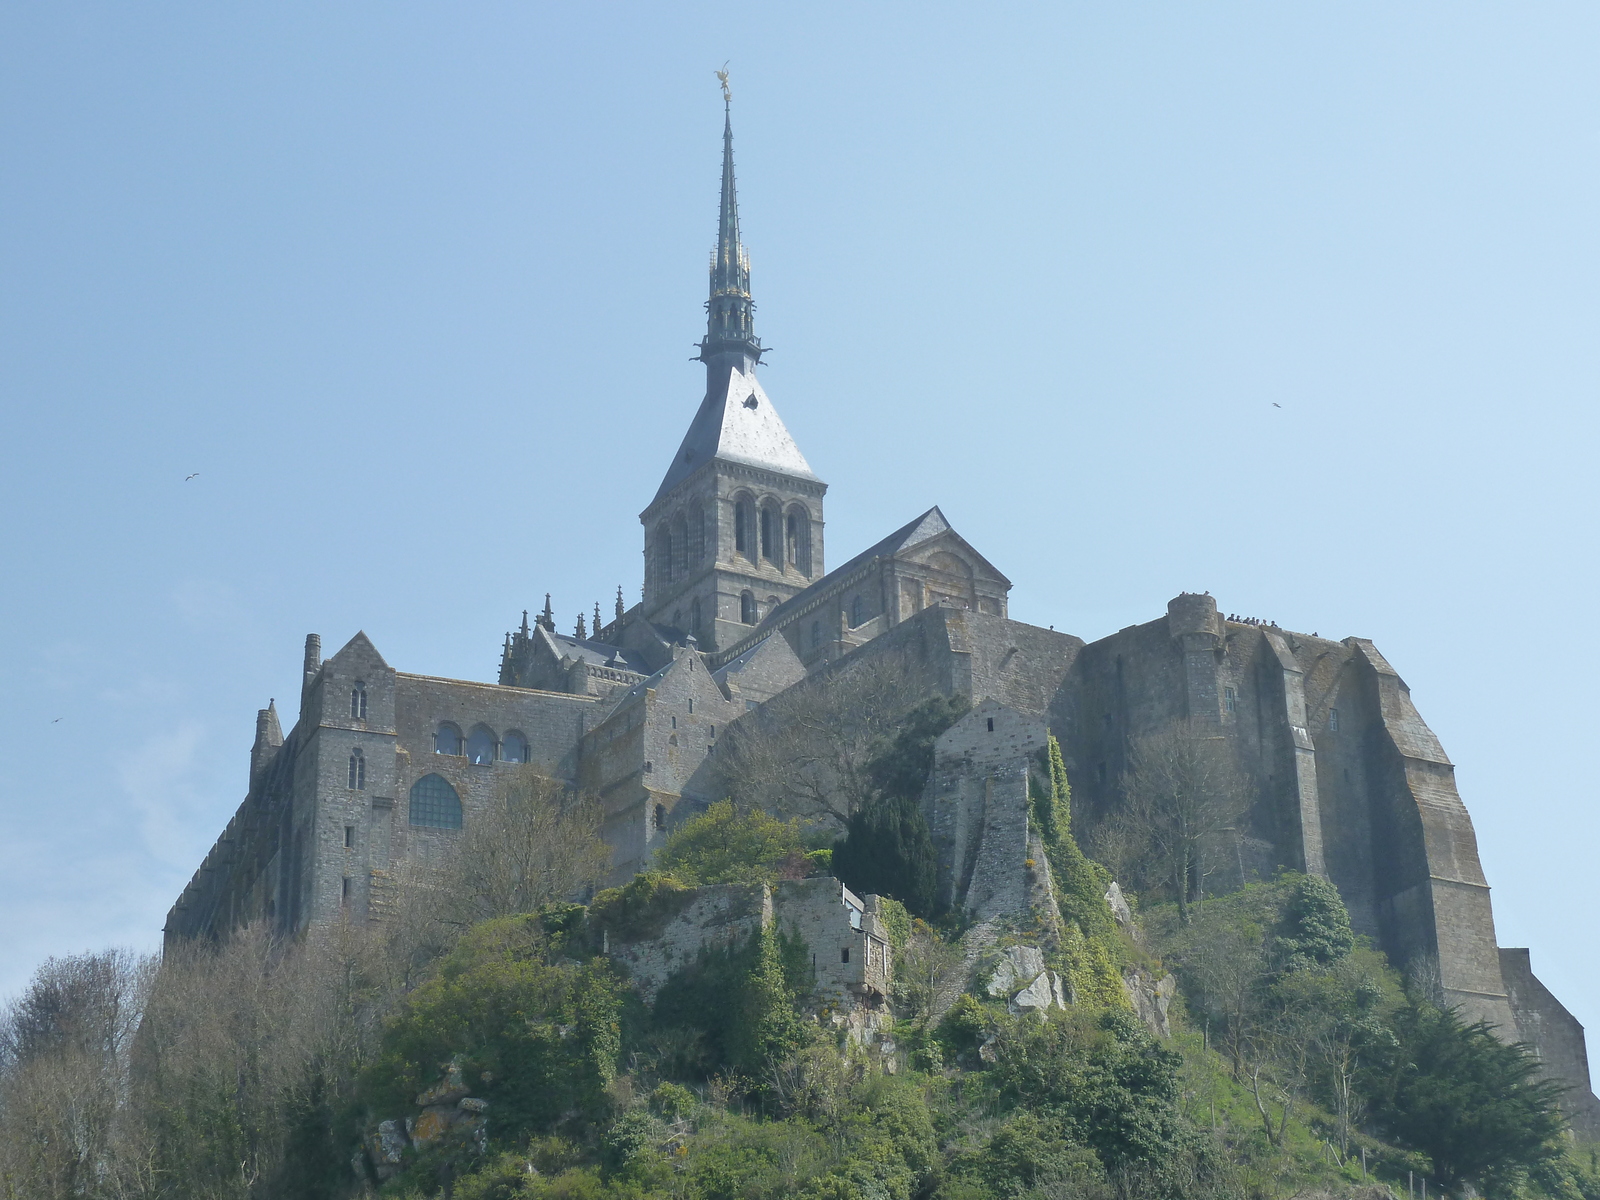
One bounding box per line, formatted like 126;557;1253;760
168;99;1598;1130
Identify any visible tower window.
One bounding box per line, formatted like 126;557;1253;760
735;499;753;557
348;749;365;790
654;803;666;832
351;682;367;720
841;947;850;964
740;590;756;625
986;717;995;732
341;876;351;904
654;524;673;587
1329;708;1340;732
408;774;463;829
1224;687;1236;713
760;506;774;561
849;594;864;628
343;825;354;848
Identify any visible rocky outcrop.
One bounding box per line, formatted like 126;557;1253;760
1122;968;1176;1038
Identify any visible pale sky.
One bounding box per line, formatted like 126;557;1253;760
2;3;1596;1074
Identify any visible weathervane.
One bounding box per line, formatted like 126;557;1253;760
716;63;731;106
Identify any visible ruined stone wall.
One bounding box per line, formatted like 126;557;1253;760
773;878;889;1006
603;883;771;1004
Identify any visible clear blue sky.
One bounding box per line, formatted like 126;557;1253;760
2;3;1596;1068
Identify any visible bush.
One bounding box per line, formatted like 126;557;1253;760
831;793;938;918
654;800;806;886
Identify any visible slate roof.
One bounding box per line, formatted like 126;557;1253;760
652;368;819;504
544;630;649;675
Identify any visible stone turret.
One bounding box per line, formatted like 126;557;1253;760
250;700;282;784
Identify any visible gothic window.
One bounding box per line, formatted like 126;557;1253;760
350;682;367;720
1224;687;1236;713
760;506;774;562
785;506;813;576
466;725;496;765
740;590;756;625
501;730;528;763
849;594;865;628
1329;708;1340;732
348;749;365;790
654;524;674;587
786;514;798;566
434;723;462;756
409;774;462;829
691;597;702;634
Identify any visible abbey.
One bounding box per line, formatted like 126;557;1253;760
167;100;1598;1132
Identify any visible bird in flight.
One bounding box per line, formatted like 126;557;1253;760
1272;403;1282;409
185;473;200;481
51;717;62;723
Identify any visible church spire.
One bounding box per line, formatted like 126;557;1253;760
698;71;762;373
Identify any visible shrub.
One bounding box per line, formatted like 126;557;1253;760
654;800;805;886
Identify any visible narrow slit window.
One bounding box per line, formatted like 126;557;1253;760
351;683;367;720
341;876;351;904
343;825;354;848
986;717;995;732
1329;708;1340;732
1224;687;1236;713
840;947;850;964
654;803;666;832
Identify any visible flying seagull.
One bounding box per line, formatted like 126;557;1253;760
51;717;62;723
185;472;200;481
1272;403;1282;409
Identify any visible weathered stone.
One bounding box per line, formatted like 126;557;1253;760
459;1096;489;1114
371;1119;407;1165
1009;970;1066;1018
416;1059;468;1107
410;1105;459;1146
985;945;1046;998
1122;969;1177;1038
1104;881;1136;941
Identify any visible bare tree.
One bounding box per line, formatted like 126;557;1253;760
712;658;922;828
438;773;611;926
1113;724;1250;924
0;949;153;1200
890;921;964;1026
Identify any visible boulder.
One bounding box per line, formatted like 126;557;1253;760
1122;969;1176;1038
1009;970;1069;1018
416;1059;469;1107
1104;882;1137;941
985;945;1047;997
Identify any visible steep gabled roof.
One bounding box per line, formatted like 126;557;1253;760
651;368;818;505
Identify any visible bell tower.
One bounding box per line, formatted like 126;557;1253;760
640;78;826;652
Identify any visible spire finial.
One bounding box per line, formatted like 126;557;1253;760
698;70;762;372
615;586;626;622
594;601;603;637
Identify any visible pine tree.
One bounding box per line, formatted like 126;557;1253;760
832;793;938;917
729;926;805;1077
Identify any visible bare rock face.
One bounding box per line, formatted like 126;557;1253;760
1009;970;1070;1018
985;946;1047;997
416;1059;469;1107
365;1119;409;1182
1104;881;1137;941
1122;968;1177;1038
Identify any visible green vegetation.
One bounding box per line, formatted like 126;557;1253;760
1;728;1586;1200
653;800;807;887
830;695;964;916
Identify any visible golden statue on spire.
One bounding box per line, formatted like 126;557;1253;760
716;63;731;104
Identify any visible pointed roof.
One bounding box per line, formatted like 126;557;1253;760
329;630;391;669
652;366;817;503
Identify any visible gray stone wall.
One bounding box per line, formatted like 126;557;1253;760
923;701;1046;920
1500;948;1600;1136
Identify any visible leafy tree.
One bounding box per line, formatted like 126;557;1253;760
1272;873;1355;971
1365;999;1567;1193
830;695;966;916
654;799;805;886
728;926;808;1078
831;792;938;917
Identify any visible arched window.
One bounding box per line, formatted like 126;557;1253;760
760;505;774;561
466;725;496;765
734;498;753;557
740;590;756;625
654;803;666;832
434;723;462;756
409;774;462;829
350;682;367;720
850;594;865;628
501;730;528;763
786;515;798;566
690;597;702;634
348;748;365;790
786;506;812;576
690;504;706;564
654;524;674;587
672;512;689;578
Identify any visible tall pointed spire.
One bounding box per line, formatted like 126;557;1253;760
698;71;762;373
